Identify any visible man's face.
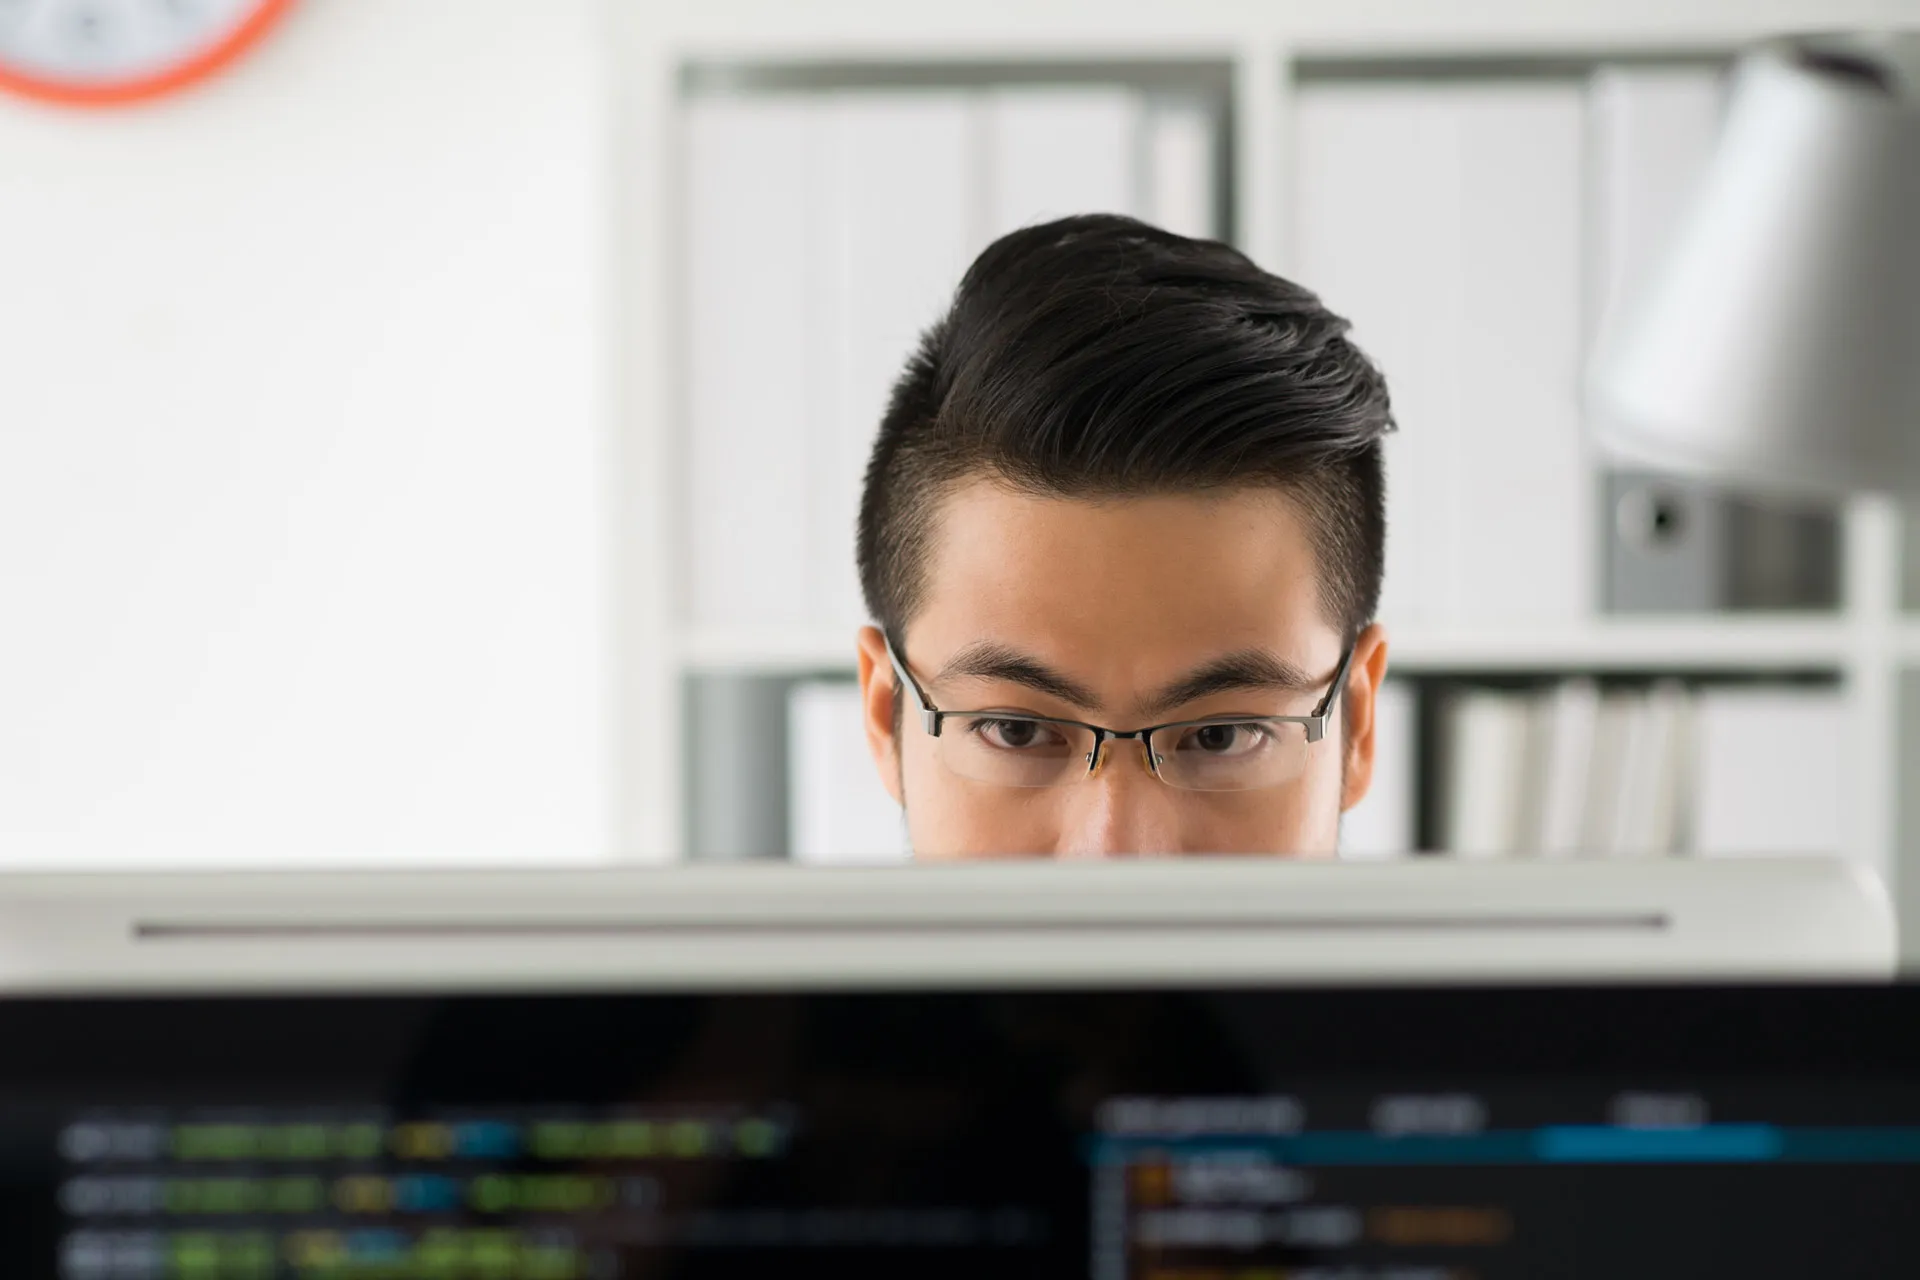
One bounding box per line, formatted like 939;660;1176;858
855;479;1389;858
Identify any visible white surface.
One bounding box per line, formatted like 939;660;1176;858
788;680;908;865
0;0;612;866
1693;686;1846;856
1292;80;1590;629
0;859;1892;992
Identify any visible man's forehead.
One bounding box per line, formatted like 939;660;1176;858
913;479;1328;647
903;480;1339;718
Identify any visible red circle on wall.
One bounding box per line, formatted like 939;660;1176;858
0;0;298;108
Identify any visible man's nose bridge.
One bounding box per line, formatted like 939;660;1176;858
1087;732;1155;778
1066;742;1181;856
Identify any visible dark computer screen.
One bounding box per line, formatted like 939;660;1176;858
3;984;1919;1279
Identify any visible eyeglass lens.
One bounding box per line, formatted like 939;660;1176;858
935;714;1312;792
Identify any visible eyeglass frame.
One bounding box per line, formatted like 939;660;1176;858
882;630;1359;787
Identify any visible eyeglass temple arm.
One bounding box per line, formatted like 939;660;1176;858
1303;639;1361;743
883;632;944;737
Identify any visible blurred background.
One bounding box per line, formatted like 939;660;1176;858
2;0;1917;949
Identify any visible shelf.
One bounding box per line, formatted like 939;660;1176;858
681;628;867;674
1893;624;1920;665
1385;619;1853;674
679;617;1856;678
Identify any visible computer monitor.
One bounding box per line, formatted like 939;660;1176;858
0;856;1895;992
8;980;1920;1273
0;858;1907;1278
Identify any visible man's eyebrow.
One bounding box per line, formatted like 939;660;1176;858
1137;650;1320;720
928;643;1322;720
932;642;1102;711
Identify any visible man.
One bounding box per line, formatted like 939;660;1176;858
852;214;1394;858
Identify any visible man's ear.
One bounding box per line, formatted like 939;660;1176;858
855;625;905;806
1339;622;1392;813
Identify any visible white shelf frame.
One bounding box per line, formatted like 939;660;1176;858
613;0;1916;936
681;618;1859;678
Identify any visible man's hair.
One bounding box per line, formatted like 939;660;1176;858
857;214;1394;643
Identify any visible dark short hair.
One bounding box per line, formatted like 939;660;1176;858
857;214;1393;643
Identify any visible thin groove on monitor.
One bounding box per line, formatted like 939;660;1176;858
132;914;1671;941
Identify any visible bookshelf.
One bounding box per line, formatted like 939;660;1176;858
606;0;1917;960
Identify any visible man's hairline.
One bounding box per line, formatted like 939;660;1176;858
883;466;1338;644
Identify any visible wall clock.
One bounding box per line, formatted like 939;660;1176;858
0;0;296;107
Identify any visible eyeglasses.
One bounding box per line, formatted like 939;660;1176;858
884;634;1357;793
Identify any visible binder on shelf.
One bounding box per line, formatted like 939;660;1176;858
1444;84;1591;628
686;80;1226;644
1292;81;1589;629
1538;678;1600;857
1438;687;1534;858
983;86;1142;240
687;674;793;860
1613;680;1693;857
684;97;818;628
813;92;976;633
1292;84;1447;629
1586;65;1726;353
1602;471;1729;614
1143;96;1220;239
788;680;909;865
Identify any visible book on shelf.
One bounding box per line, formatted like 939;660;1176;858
1434;678;1843;859
1438;687;1535;858
1292;78;1589;631
1537;678;1600;857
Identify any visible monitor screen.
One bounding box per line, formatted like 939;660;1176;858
6;985;1919;1279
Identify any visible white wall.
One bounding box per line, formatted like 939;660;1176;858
0;0;616;866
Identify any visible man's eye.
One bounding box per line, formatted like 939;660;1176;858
1175;721;1274;757
969;718;1057;751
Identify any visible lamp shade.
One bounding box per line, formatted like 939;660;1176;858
1589;33;1920;495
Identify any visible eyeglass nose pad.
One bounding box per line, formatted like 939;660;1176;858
1085;735;1159;779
